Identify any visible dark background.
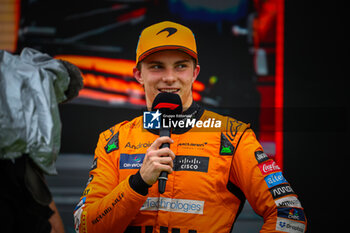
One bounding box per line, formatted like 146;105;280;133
283;1;348;232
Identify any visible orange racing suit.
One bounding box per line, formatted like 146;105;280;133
74;103;307;233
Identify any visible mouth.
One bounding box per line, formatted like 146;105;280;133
158;88;180;94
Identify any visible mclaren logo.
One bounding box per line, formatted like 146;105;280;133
157;27;177;37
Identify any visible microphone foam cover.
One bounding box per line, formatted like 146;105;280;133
151;93;182;114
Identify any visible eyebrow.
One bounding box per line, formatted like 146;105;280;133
145;59;191;65
145;61;163;65
174;59;191;64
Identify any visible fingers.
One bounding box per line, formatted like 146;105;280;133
139;153;174;185
139;137;175;185
147;137;175;159
156;147;175;159
156;164;173;175
148;136;174;151
152;155;174;169
145;148;175;169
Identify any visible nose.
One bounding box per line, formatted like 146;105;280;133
162;68;176;84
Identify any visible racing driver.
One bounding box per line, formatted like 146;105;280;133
74;21;307;233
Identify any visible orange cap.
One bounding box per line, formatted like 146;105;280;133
136;21;198;64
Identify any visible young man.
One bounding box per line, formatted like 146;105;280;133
74;21;307;233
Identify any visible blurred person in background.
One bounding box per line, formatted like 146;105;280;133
0;47;83;233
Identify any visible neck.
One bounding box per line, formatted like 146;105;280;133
182;99;193;112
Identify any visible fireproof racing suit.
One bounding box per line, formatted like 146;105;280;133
74;103;307;233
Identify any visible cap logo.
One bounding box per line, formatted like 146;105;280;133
156;27;177;37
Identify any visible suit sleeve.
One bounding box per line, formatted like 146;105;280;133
229;129;307;233
73;127;148;233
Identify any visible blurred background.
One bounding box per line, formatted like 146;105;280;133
0;0;347;232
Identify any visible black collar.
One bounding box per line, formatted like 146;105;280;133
146;101;204;135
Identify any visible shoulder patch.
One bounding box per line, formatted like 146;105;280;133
226;118;243;141
254;150;269;164
220;133;234;155
103;126;115;141
105;132;119;153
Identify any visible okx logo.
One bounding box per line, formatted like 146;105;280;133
143;110;161;129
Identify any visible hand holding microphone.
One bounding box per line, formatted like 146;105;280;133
139;93;182;194
139;136;175;186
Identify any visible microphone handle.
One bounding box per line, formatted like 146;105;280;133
158;127;171;194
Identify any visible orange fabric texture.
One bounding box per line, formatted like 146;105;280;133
74;109;306;233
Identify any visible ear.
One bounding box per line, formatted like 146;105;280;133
192;64;200;83
133;67;143;85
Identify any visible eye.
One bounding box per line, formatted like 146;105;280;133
176;64;188;69
149;64;163;70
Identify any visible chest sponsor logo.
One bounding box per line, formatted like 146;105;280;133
254;151;269;163
119;154;145;169
141;197;204;214
258;160;281;175
278;207;306;222
174;156;209;172
276;217;306;233
177;142;207;150
124;141;152;150
264;172;288;188
275;196;302;208
269;183;295;199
